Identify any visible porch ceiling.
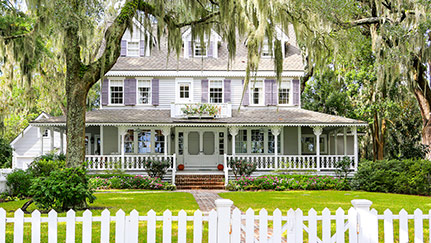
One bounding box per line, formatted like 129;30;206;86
30;108;367;127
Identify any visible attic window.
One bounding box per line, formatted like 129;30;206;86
194;42;207;57
127;41;139;56
262;40;271;57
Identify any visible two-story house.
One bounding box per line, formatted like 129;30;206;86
16;21;366;186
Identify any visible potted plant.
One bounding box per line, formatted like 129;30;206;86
217;164;224;171
178;164;185;171
181;103;221;119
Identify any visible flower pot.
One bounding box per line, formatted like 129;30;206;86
217;164;224;171
178;164;185;171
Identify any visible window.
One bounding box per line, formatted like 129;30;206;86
301;135;327;154
124;130;134;153
219;132;225;154
278;80;291;105
154;130;165;153
251;129;264;153
194;42;207;57
178;132;184;155
137;80;151;104
137;130;151;153
262;41;271;57
127;41;139;56
235;130;247;153
268;133;281;154
179;83;190;99
250;80;264;105
209;80;223;103
110;80;124;104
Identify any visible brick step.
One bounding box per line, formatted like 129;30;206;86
176;175;224;179
175;178;224;183
176;185;226;190
176;182;225;186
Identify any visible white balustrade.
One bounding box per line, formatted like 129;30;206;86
85;154;177;172
170;103;232;118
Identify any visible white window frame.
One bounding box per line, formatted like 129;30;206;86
249;79;265;106
261;39;273;58
175;78;193;103
301;134;328;154
127;40;140;57
234;127;284;154
278;79;293;106
136;78;152;105
194;42;208;57
208;79;224;104
108;78;125;106
119;127;166;155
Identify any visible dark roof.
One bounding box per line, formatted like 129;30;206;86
31;108;367;126
110;26;303;72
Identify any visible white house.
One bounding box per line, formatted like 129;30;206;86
16;22;366;187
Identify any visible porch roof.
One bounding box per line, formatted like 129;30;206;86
30;108;367;127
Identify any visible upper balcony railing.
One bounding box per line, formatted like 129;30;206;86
170;103;232;118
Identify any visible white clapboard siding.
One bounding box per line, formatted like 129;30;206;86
2;199;431;243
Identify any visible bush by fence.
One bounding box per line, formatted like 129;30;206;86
351;159;431;195
89;175;176;191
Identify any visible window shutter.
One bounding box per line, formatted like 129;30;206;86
201;79;209;103
140;40;145;57
272;80;278;105
224;79;231;103
207;41;213;57
120;40;127;57
264;79;272;106
124;78;136;106
292;79;300;106
101;79;109;106
188;41;193;58
242;80;249;106
152;79;159;106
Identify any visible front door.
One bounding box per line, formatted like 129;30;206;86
176;128;226;170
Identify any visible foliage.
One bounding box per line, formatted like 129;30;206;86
228;159;257;179
27;159;66;177
351;159;431;196
226;174;349;191
143;160;171;179
89;175;176;191
6;169;33;198
181;103;221;117
334;156;353;180
29;167;95;211
0;137;12;168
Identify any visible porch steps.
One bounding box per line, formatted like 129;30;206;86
175;174;225;190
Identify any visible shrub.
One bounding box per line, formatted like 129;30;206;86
227;174;349;191
32;152;66;163
334;156;353;180
229;159;257;179
351;159;431;195
144;160;171;179
6;169;33;198
30;167;95;211
89;175;175;190
0;137;12;168
28;159;66;177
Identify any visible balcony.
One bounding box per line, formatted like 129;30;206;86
170;103;232;118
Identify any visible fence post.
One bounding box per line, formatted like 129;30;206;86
351;199;378;243
215;199;233;243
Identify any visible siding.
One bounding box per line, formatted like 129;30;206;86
283;126;299;155
103;126;118;154
158;79;176;109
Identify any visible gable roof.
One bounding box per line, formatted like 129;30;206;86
10;112;49;147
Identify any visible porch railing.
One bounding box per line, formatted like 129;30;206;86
85;154;177;184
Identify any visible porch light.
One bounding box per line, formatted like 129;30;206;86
171;133;175;140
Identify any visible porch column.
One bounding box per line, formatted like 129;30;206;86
161;127;171;157
343;127;347;155
228;127;239;155
199;131;204;155
100;126;104;155
352;126;358;171
297;126;302;155
60;130;64;154
40;127;45;155
50;127;54;151
270;126;281;169
334;129;338;155
313;126;323;171
118;127;126;168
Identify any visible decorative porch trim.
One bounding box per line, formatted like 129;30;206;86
31;122;368;127
105;70;304;78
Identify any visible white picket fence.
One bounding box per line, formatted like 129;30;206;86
1;199;430;243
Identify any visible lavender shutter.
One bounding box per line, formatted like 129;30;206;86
264;79;272;106
242;80;249;106
124;78;136;106
201;79;209;103
152;79;159;106
140;40;145;57
224;79;231;103
120;40;127;57
207;41;213;57
292;79;300;106
272;80;278;105
101;79;109;106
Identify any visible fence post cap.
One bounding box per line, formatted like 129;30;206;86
215;199;233;207
351;199;373;208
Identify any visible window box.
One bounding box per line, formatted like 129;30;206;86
181;103;221;119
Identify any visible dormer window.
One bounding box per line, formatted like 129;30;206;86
194;42;207;57
262;40;272;57
127;41;140;56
